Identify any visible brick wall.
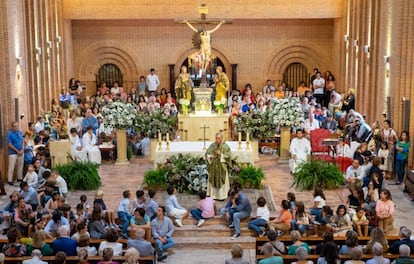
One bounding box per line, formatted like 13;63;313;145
72;19;335;95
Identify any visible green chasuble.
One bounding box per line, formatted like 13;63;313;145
205;141;231;188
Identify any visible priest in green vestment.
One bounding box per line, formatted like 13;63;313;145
205;132;231;200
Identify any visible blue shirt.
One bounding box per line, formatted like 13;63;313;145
52;237;78;256
165;195;185;214
7;130;23;155
20;187;38;206
225;191;252;215
44;216;70;234
146;198;158;218
151;216;174;239
81;116;99;134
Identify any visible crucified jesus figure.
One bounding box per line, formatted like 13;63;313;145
184;20;225;72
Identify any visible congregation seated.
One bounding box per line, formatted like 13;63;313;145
391;245;414;264
292;246;314;264
77;233;98;256
98;228;123;257
225;244;249;264
259;243;283;264
366;242;390;264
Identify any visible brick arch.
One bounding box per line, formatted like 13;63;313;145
264;41;329;77
173;48;232;77
74;41;142;85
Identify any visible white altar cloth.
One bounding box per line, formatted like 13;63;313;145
154;141;254;166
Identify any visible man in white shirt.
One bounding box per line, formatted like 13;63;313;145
262;79;275;94
146;68;160;94
304;114;320;134
345;159;365;189
312;72;325;106
289;129;311;173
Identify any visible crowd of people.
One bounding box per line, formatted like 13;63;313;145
3;66;414;263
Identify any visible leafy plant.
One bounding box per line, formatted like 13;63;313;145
143;168;168;190
292;159;344;190
54;158;101;190
235;165;265;189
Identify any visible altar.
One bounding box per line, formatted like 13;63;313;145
178;114;229;141
154;141;254;167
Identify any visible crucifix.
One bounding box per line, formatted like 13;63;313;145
180;4;230;86
200;124;210;150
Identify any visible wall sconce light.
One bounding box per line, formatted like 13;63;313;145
47;41;53;48
384;55;390;64
56;36;62;43
353;40;359;47
20;113;25;120
35;47;42;55
363;45;370;53
343;35;349;42
16;56;23;66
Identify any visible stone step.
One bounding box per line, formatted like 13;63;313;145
182;215;253;226
173;236;256;249
173;224;256;237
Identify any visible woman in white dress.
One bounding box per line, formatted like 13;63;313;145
69;128;88;162
82;126;101;164
67;111;83;135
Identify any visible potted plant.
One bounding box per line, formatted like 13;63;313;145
54;157;101;190
234;164;265;189
292;159;344;190
143;168;168;190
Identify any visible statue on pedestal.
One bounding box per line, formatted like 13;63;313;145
214;66;229;101
175;66;193;102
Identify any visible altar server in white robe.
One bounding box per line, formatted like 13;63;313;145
289;129;311;173
69;128;88;161
82;126;101;164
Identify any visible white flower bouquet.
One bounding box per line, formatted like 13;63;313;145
101;101;137;129
179;98;190;106
271;97;304;127
214;97;227;109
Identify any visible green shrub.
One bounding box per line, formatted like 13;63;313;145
143;169;168;190
236;165;265;189
292;159;344;190
54;160;101;190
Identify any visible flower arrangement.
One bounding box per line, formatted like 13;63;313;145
101;101;137;129
135;109;178;139
213;97;227;109
179;98;190;106
270;97;304;127
234;110;277;140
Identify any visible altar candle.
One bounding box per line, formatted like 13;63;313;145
158;131;161;142
166;133;170;142
246;132;250;142
238;132;241;142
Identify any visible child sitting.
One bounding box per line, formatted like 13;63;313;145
117;190;132;237
165;185;188;227
190;191;215;227
247;196;269;237
93;190;117;228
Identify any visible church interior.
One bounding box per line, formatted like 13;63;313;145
0;0;414;262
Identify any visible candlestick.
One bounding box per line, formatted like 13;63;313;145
166;133;170;142
238;132;241;142
158;131;161;142
246;132;250;142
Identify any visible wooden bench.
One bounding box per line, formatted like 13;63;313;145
4;255;155;264
256;254;410;264
256;235;400;255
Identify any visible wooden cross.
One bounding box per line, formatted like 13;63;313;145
200;124;210;150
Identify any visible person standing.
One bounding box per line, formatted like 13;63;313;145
146;68;160;95
395;131;410;187
289;129;311;173
205;132;231;200
7;121;24;185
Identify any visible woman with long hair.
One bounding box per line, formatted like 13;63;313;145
365;227;389;254
375;189;395;233
27;229;52;256
395;131;410;187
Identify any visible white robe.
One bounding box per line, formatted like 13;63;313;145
69;134;88;162
289;137;311;172
82;132;101;164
